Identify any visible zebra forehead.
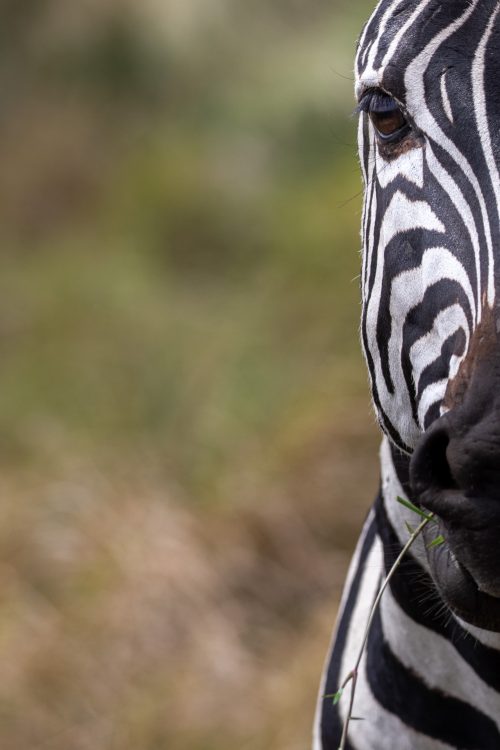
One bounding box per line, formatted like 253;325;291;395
356;0;500;95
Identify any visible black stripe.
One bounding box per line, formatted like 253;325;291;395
416;328;467;403
361;311;409;452
399;280;472;427
376;494;500;693
320;510;377;750
363;140;378;293
366;607;500;749
426;136;485;296
422;400;441;431
389;443;411;497
361;313;412;453
376;228;454;400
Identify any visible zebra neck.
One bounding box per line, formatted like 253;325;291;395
328;439;500;749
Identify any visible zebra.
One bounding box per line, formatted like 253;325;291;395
314;1;500;748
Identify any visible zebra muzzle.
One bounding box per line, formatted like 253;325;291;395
410;343;500;627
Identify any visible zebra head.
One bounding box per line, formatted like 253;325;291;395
356;0;500;630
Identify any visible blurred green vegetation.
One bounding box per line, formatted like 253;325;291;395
0;0;372;490
0;1;380;748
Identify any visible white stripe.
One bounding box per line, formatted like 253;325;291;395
312;510;376;749
337;536;454;750
472;5;500;308
367;245;475;442
380;436;430;572
378;192;445;247
381;589;500;731
410;304;470;394
377;144;424;189
355;0;403;81
440;69;454;124
404;0;489;324
425;144;480;325
364;191;446;447
362;130;378;302
379;0;434;72
417;378;448;427
356;0;413;94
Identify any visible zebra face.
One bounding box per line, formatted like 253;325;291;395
356;0;500;629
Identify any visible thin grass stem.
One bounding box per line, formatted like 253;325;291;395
336;514;433;750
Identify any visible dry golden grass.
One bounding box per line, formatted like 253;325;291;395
0;408;378;750
0;1;380;746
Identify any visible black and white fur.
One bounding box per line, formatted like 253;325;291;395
315;2;500;748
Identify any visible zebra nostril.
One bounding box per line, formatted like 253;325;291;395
410;420;458;498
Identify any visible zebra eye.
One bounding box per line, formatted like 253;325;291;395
358;90;410;143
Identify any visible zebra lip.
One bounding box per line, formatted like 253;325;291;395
424;523;500;631
417;487;496;531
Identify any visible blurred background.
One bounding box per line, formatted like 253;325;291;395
0;1;380;748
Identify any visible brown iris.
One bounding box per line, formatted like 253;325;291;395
358;90;411;146
369;107;407;137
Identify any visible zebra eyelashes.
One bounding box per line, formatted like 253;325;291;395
357;89;411;145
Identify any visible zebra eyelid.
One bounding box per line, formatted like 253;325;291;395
355;88;405;116
355;89;416;149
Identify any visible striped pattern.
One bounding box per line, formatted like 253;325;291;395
315;441;500;749
315;1;500;747
358;0;500;452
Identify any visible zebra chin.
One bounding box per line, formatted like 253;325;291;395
409;469;500;629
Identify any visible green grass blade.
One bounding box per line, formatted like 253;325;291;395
428;534;445;549
396;496;435;523
325;688;343;705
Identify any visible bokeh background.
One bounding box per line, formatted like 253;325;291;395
0;1;380;748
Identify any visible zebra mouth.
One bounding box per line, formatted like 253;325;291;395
423;519;500;632
410;409;500;631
